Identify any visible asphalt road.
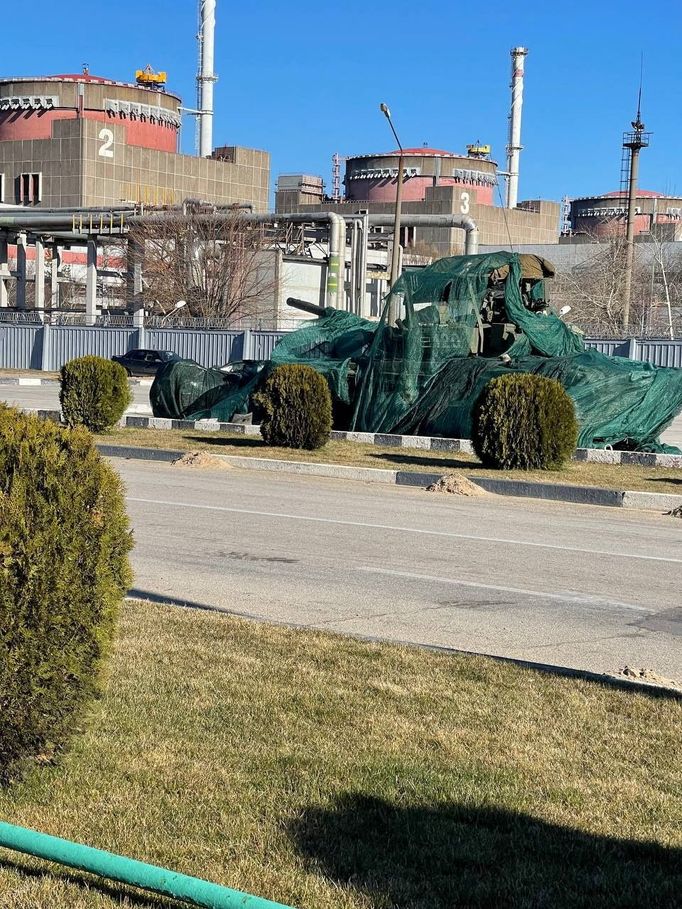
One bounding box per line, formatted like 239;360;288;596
118;459;682;679
0;383;152;415
2;385;682;446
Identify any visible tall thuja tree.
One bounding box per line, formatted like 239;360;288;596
127;207;287;327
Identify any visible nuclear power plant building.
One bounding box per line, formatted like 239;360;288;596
276;146;561;255
0;72;269;210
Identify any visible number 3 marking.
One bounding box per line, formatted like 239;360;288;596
460;192;470;215
98;128;114;158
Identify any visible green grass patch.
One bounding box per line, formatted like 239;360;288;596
0;599;679;908
96;427;682;494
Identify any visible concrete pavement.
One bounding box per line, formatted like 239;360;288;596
0;383;152;415
117;459;682;680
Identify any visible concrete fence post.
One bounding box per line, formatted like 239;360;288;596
133;307;146;350
242;329;254;360
40;321;52;371
16;234;27;310
0;235;10;308
627;337;638;360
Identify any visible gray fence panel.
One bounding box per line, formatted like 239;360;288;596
0;324;42;370
144;329;244;367
582;338;630;358
634;340;682;368
250;330;287;360
47;327;138;371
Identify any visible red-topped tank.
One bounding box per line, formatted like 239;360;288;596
344;147;498;205
0;73;181;152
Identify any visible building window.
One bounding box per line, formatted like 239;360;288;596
17;172;42;205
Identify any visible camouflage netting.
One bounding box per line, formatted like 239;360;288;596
151;252;682;452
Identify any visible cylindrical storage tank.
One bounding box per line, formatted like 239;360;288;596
0;74;181;153
344;148;498;206
569;190;682;238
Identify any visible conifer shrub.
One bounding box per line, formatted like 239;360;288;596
254;364;332;450
60;355;132;432
473;373;578;470
0;405;132;783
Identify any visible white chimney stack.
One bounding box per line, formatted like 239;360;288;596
505;46;528;209
197;0;217;158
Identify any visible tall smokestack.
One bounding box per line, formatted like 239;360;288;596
197;0;217;158
505;46;528;209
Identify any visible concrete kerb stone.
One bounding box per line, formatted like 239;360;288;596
120;417;680;468
470;477;626;508
97;444;184;463
622;491;682;511
15;408;682;471
94;443;682;512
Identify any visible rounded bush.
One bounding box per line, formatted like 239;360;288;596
254;364;332;450
473;373;578;470
0;406;132;782
60;355;132;432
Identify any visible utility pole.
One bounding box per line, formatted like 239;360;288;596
380;103;404;324
621;87;650;332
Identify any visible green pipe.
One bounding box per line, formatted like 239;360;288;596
0;821;294;909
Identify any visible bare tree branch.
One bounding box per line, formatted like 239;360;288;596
127;208;286;328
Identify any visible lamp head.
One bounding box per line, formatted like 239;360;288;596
380;102;391;119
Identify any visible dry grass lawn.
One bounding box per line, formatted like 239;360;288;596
0;599;679;908
97;427;682;494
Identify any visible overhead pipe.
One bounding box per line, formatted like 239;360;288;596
0;821;293;909
366;213;479;255
128;210;349;308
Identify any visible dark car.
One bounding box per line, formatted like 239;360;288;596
112;349;181;377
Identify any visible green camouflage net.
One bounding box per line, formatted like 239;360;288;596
152;252;682;452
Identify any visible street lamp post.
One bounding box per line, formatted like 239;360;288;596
380;103;404;324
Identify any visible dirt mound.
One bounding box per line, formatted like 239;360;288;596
610;666;682;692
427;475;487;497
171;450;232;470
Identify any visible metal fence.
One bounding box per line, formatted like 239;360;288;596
582;338;682;368
1;321;682;372
0;323;290;371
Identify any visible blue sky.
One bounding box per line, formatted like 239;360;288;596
7;0;682;203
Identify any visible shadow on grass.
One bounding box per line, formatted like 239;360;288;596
0;854;173;908
646;476;682;486
186;435;264;449
371;452;478;470
289;793;681;909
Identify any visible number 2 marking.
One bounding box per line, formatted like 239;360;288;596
98;128;114;158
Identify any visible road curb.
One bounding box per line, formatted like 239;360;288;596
96;443;682;512
97;444;184;462
119;417;682;469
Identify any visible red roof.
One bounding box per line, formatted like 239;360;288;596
600;189;665;199
389;147;457;157
51;73;112;82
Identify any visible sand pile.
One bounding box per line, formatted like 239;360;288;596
171;451;232;470
426;475;486;496
610;666;682;692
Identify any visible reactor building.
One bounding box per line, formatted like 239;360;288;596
568;189;682;240
0;69;269;210
276;144;560;256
